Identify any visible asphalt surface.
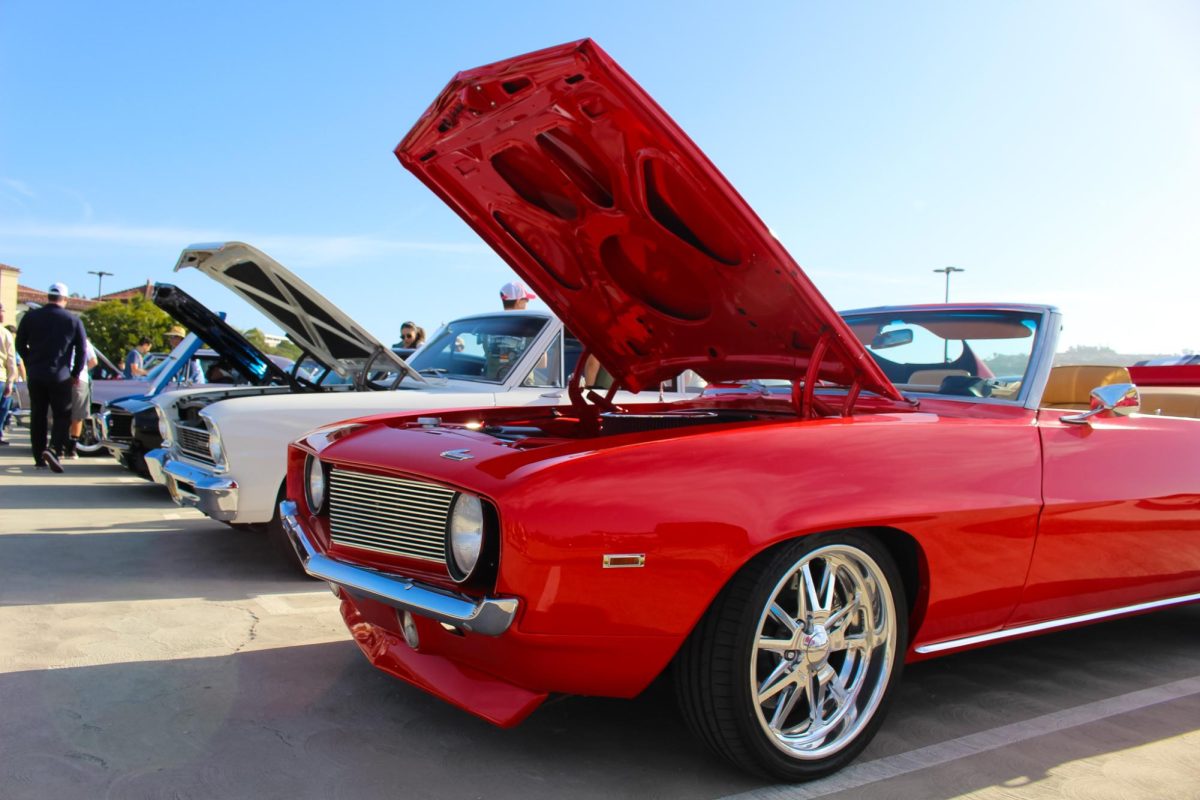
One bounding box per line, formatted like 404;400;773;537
2;425;1198;800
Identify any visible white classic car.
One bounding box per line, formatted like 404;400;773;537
149;243;701;565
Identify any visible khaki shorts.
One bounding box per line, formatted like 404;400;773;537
70;380;91;422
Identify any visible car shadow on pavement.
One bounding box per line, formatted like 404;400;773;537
0;641;758;800
0;474;176;511
2;609;1199;800
0;525;314;606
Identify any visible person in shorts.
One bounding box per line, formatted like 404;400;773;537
65;337;98;458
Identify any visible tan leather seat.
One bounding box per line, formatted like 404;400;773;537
1138;388;1200;419
1041;365;1131;410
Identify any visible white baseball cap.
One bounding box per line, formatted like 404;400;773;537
499;280;536;301
48;282;68;297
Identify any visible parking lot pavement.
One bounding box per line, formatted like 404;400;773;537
1;426;1198;800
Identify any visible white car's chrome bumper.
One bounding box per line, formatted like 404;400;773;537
161;455;238;521
144;448;168;485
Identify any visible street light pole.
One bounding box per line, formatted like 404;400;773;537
932;267;964;364
932;266;964;303
88;270;114;300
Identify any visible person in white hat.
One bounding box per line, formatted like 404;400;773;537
499;280;536;310
13;282;87;472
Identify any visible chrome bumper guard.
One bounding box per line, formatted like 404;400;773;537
279;500;518;637
144;448;168;485
161;456;238;521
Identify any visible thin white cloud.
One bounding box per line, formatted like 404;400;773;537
0;220;489;261
2;178;36;199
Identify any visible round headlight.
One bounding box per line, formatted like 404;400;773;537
447;493;484;580
305;455;326;513
208;431;224;465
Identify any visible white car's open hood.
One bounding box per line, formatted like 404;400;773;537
175;242;423;383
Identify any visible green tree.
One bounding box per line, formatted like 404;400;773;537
80;297;173;362
272;338;302;360
242;328;269;351
240;328;302;361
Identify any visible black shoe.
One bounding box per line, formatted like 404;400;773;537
0;439;10;446
42;450;64;474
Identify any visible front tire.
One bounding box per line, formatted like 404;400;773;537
675;532;906;781
74;418;105;455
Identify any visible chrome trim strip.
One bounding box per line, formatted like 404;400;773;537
914;592;1200;654
279;500;518;636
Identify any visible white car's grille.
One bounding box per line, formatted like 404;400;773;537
176;424;214;465
329;469;454;563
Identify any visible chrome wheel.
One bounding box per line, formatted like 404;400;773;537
74;418;105;455
750;544;897;760
675;532;906;780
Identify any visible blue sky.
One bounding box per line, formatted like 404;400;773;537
2;1;1197;354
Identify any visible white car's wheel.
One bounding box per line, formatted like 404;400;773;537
676;532;906;780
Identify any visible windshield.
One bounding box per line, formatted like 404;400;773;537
408;315;551;383
844;309;1042;400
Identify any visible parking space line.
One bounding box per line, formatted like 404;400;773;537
715;675;1200;800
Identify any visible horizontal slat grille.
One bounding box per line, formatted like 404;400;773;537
106;411;133;440
329;469;455;563
176;424;214;465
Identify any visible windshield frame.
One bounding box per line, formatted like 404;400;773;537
407;312;558;387
839;305;1060;410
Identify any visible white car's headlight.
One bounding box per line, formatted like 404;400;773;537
305;454;327;514
447;493;484;581
201;412;226;468
209;432;224;466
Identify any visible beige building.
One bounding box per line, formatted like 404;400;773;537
0;263;18;323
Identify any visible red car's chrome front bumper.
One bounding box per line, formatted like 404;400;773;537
279;500;519;635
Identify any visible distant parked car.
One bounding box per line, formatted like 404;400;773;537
97;282;302;475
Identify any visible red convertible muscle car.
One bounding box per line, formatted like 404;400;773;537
281;40;1200;780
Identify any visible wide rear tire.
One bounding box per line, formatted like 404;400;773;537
674;531;906;781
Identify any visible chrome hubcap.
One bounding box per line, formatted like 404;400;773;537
750;544;897;760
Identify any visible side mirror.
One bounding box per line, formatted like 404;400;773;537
1061;383;1140;425
870;328;914;350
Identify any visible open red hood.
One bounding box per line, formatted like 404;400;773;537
396;39;900;399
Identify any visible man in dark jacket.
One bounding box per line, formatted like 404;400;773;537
14;282;87;472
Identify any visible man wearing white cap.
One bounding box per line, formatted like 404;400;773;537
14;282;87;472
499;280;536;310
